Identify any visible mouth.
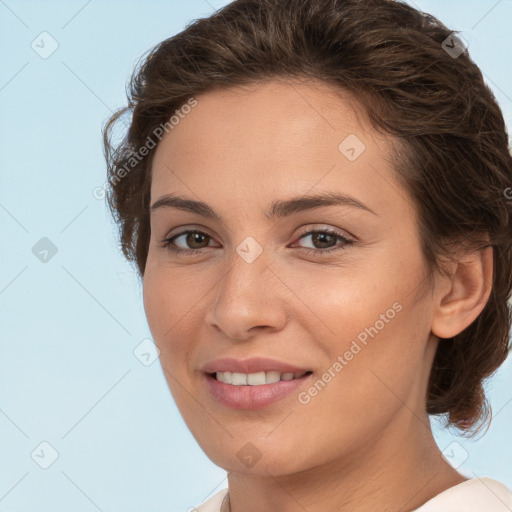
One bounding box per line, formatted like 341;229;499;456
204;370;314;410
209;370;314;386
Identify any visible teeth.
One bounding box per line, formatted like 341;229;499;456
232;372;247;385
215;370;307;386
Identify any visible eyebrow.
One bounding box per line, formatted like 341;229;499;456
150;191;378;220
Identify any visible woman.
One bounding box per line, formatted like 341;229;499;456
102;0;512;510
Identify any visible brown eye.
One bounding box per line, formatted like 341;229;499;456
294;229;355;255
308;231;338;249
160;230;215;255
182;232;211;249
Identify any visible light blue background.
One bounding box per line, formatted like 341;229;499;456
1;1;511;510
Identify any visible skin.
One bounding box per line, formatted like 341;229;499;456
143;78;493;512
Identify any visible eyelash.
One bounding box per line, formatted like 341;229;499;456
159;228;355;256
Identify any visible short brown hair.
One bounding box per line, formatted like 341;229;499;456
102;0;512;435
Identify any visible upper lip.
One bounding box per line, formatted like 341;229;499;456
202;357;311;374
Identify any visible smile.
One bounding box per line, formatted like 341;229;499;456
204;371;313;410
214;370;311;386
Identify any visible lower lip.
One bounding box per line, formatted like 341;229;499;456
204;372;313;410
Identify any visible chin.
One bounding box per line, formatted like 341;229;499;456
197;435;312;476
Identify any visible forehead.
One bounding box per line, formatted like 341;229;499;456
153;78;379;162
150;78;400;217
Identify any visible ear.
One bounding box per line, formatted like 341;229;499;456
431;246;493;339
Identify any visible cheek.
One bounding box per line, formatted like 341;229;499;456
142;265;166;341
291;288;429;463
143;264;188;361
302;246;430;392
142;260;216;377
143;256;193;330
288;255;404;340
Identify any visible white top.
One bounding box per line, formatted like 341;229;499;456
193;477;512;512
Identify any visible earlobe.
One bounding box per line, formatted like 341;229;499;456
431;246;493;339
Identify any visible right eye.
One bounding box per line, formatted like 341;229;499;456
159;230;216;255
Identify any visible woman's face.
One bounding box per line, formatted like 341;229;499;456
143;79;439;475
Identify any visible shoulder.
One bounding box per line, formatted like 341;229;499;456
192;488;228;512
413;477;512;511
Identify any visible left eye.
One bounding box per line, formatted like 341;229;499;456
159;228;354;256
294;229;354;254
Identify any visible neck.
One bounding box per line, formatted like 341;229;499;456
224;410;466;512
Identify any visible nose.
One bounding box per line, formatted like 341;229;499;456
204;252;288;341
